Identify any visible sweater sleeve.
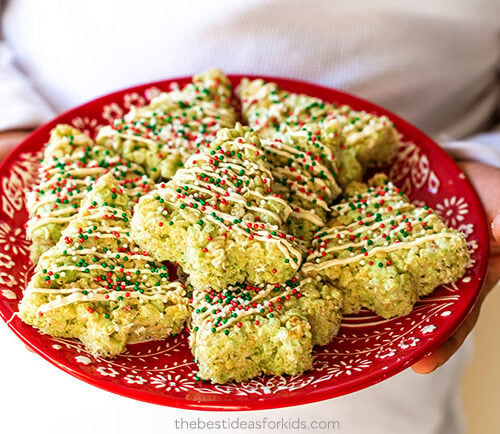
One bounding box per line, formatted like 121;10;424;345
440;124;500;168
0;41;56;131
439;48;500;168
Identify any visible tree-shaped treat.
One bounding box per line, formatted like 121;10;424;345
20;173;190;357
237;78;399;186
97;69;237;180
190;273;343;383
26;125;153;263
132;124;303;290
261;122;343;240
303;174;469;318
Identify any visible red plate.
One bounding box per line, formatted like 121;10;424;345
0;75;489;411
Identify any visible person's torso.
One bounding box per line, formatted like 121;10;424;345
2;0;499;139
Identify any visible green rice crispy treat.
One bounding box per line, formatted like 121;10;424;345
20;173;190;357
237;78;399;186
97;69;237;181
237;78;338;137
302;174;469;319
316;114;397;187
26;125;153;263
190;273;343;383
131;124;303;291
261;123;343;240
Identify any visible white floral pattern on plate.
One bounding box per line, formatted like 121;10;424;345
102;103;124;124
150;374;195;392
389;142;440;195
71;116;103;138
0;223;29;256
435;196;469;227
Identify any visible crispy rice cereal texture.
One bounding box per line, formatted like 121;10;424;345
26;124;153;263
303;174;469;318
20;173;190;357
261;122;343;240
190;274;343;383
97;69;237;181
18;70;472;384
237;78;399;187
131;124;303;291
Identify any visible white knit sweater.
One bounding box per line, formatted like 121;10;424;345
1;0;499;165
0;1;498;433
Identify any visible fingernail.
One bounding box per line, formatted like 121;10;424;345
492;214;500;243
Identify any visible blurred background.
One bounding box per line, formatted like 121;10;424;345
463;282;500;434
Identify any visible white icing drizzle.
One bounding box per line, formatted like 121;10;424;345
31;193;86;213
26;201;186;315
27;216;78;234
259;131;341;228
191;277;311;345
303;180;455;272
238;79;337;137
239;78;397;152
33;283;185;314
318;206;429;245
273;167;331;209
174;164;289;225
26;145;152;241
303;232;456;271
263;135;337;186
154;136;303;266
97;73;236;165
290;206;325;226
